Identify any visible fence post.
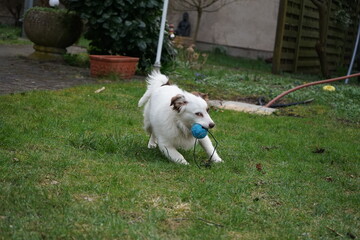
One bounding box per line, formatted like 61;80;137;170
293;0;306;72
272;0;288;74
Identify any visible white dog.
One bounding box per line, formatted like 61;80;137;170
138;71;222;165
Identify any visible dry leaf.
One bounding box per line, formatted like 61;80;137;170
313;147;325;154
256;163;263;171
94;87;105;93
325;177;333;182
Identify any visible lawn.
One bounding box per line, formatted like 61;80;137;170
0;24;31;45
1;33;360;239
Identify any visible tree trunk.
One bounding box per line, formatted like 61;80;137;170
193;8;203;42
5;0;22;27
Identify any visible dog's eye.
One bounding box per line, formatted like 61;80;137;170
195;112;204;117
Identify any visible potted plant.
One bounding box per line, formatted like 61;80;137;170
65;0;176;74
89;55;139;79
23;2;82;60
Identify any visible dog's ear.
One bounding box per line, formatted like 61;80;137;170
170;94;188;112
192;91;209;102
161;80;171;87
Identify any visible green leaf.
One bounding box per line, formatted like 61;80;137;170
104;0;112;7
96;8;103;15
138;20;146;28
137;40;146;51
102;13;111;19
110;31;118;40
102;22;109;29
113;17;122;24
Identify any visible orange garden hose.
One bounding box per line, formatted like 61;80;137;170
265;72;360;108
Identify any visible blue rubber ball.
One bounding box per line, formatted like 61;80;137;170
191;123;208;139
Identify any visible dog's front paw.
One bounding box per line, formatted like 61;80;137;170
175;158;189;165
211;156;223;163
148;142;157;149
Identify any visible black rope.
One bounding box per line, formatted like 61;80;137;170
193;139;201;169
193;130;218;169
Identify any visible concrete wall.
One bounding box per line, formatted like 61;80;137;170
0;6;16;25
168;0;280;59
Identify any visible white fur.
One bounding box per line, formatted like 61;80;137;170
138;71;223;165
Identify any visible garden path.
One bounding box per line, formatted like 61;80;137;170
0;44;96;95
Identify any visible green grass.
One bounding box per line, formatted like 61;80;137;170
64;52;90;67
1;37;360;238
1;79;359;239
0;24;30;45
76;36;91;49
207;51;272;72
169;50;360;123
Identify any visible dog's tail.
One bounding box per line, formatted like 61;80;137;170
138;71;169;107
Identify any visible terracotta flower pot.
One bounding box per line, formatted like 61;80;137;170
89;55;139;79
24;7;83;60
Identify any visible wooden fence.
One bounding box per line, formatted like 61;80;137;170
272;0;358;74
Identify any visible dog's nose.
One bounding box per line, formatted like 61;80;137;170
209;123;215;129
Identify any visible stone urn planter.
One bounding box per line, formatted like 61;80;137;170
24;7;83;60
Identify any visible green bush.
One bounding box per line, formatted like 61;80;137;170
63;52;90;67
66;0;176;73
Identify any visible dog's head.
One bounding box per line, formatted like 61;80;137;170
170;93;215;130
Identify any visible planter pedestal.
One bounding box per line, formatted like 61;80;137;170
28;44;67;61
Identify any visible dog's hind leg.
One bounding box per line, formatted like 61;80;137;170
144;119;157;148
199;136;223;163
148;134;157;148
158;144;189;165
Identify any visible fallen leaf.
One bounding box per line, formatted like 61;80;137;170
261;146;278;151
255;180;266;186
94;87;105;93
50;180;59;185
84;196;94;202
313;148;325;154
325;176;333;182
256;163;263;171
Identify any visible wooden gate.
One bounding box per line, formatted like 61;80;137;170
272;0;358;74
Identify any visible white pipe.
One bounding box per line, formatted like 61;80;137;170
24;0;33;10
22;0;34;37
345;22;360;84
154;0;169;71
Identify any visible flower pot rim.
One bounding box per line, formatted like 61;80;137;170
90;55;139;63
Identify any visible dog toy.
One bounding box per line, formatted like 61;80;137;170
191;123;208;139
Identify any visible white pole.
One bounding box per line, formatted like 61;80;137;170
22;0;33;37
345;23;360;84
153;0;169;71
